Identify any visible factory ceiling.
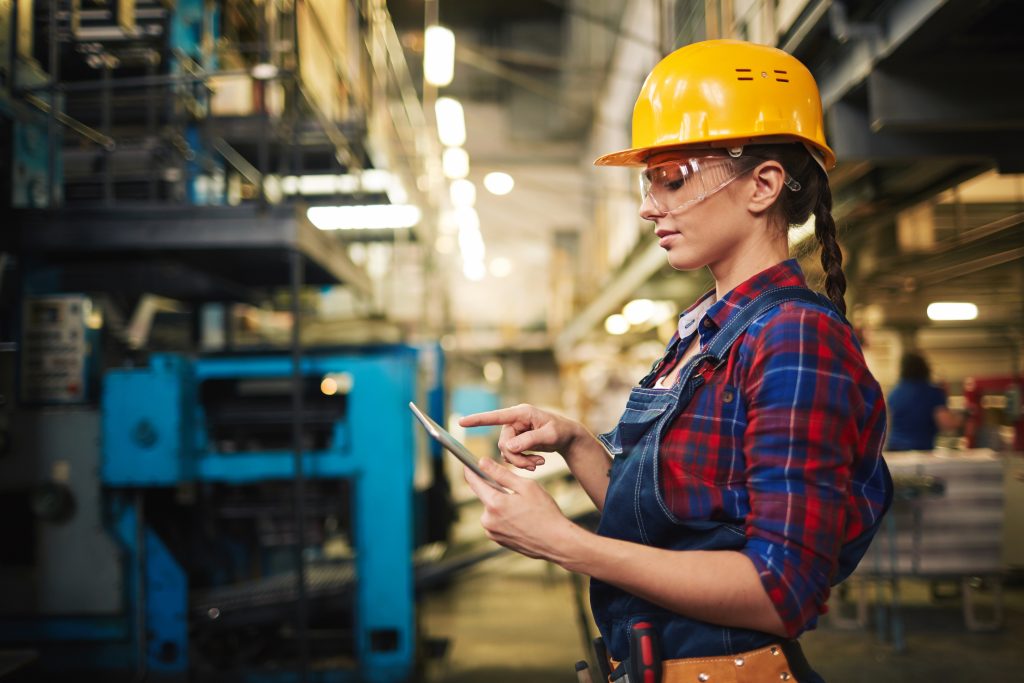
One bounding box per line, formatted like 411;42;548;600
5;0;1021;355
381;0;1024;352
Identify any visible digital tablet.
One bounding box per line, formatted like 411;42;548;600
408;401;510;493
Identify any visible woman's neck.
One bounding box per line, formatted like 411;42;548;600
710;236;790;300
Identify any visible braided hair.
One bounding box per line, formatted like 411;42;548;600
744;144;847;315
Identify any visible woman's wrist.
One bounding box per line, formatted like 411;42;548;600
560;420;590;462
550;519;596;572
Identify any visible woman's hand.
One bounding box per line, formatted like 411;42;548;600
458;403;583;471
463;458;576;563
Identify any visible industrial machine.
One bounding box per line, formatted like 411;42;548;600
0;343;447;681
1;1;452;679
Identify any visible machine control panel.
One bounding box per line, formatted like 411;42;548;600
20;295;97;403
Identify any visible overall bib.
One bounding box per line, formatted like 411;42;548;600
591;287;848;681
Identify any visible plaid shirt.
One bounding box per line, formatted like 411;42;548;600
648;259;888;637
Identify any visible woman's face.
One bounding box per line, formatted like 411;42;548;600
639;151;766;272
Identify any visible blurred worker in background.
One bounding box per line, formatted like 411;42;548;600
459;40;892;683
887;351;960;451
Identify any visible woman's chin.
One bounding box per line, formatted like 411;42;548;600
664;250;706;272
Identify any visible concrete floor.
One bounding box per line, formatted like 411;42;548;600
419;552;1024;682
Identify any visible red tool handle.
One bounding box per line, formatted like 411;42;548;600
628;621;662;683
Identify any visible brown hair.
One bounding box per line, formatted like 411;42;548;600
899;352;931;382
743;144;847;315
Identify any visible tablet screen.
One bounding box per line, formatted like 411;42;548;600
408;402;509;493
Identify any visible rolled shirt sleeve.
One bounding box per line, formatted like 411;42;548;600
739;306;865;637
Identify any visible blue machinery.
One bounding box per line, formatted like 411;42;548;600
0;346;439;682
1;2;452;678
108;350;420;681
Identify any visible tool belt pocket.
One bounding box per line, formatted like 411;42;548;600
659;644;796;683
611;643;798;683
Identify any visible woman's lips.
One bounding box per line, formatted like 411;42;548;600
655;228;678;248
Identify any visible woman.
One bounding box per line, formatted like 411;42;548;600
459;40;892;682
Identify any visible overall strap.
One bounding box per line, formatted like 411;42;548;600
704;286;841;363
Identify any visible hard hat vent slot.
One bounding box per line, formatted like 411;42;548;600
735;68;754;81
774;69;789;83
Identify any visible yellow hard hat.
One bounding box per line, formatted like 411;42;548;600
595;39;835;170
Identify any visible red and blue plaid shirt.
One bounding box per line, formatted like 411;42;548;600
649;259;888;637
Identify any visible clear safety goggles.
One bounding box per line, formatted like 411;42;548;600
639;154;801;215
639;155;758;214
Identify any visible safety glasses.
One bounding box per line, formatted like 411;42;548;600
639;155;763;215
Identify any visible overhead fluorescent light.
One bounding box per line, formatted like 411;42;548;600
453;206;479;233
435;97;466;147
424;25;455;87
307;205;422;230
604;314;630;335
450;179;476;208
297;174;341;195
442;147;470;179
463;259;486;281
456;216;485;262
483;171;514;196
337;175;361;193
438;209;458;235
927;302;978;321
622;298;655;325
251;63;278;81
280;171;389;197
361;169;391;193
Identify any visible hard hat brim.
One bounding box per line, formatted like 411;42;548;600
594;136;836;170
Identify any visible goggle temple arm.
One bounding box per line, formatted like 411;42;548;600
732;146;802;192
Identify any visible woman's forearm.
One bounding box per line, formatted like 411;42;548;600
555;525;787;637
563;427;613;511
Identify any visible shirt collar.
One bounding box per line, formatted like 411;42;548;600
684;259;808;347
676;291;716;339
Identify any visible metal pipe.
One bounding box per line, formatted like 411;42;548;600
212;137;262;186
102;59;114;205
20;69;255;93
294;81;358;171
289;248;309;683
146;56;158;199
132;492;149;682
256;2;270;207
47;0;59;207
21;94;116;150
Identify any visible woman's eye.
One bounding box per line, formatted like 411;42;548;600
663;179;684;192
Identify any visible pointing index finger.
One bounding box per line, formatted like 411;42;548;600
458;406;527;428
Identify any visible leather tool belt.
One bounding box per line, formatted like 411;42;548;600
610;642;809;683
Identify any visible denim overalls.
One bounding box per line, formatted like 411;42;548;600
591;286;865;677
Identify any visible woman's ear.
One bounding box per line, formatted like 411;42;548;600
747;160;785;214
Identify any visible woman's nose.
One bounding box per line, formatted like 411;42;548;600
639;192;665;221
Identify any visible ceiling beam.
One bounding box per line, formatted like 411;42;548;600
817;0;954;109
868;65;1024;133
827;100;1024;172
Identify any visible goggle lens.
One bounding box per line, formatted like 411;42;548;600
639;156;759;214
